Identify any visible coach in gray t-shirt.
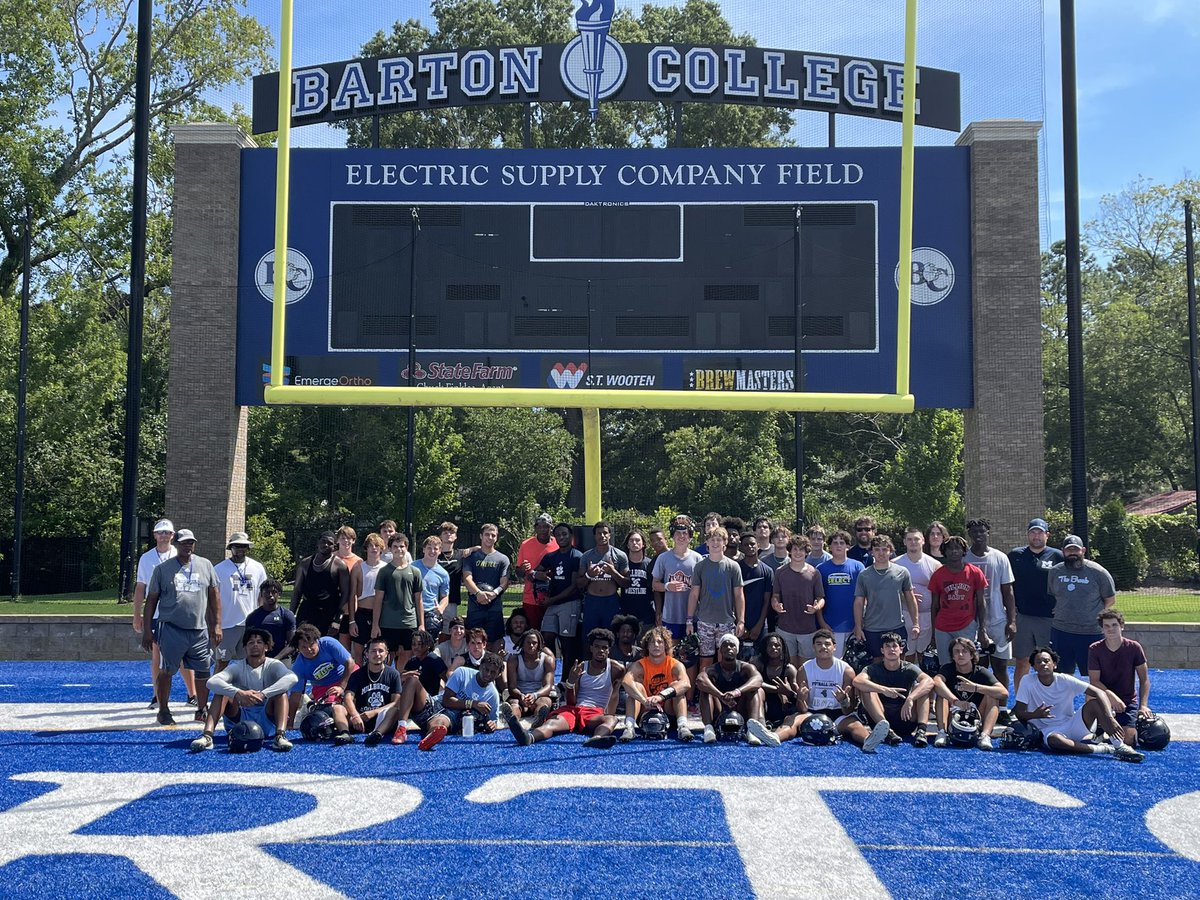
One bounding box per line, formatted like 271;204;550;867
853;536;920;659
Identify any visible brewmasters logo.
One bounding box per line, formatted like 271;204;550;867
689;369;795;391
561;0;626;120
895;247;955;307
255;248;313;304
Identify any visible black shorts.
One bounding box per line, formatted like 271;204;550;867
883;703;921;738
338;613;352;635
1114;705;1138;728
380;626;414;653
352;609;374;644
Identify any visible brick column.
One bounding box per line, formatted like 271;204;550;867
166;123;254;556
956;120;1045;550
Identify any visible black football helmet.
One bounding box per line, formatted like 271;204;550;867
674;632;701;666
948;706;982;747
799;713;839;746
842;636;871;673
1136;713;1171;751
920;646;941;676
300;705;336;742
639;709;670;740
227;719;265;753
1000;719;1043;751
717;709;745;742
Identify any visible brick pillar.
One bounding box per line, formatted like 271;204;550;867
956;120;1045;549
166;123;254;556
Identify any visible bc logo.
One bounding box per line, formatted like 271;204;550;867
255;247;313;304
894;246;955;306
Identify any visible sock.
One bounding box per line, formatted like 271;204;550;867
677;716;687;728
625;716;635;728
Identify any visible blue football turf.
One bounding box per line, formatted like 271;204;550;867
0;661;1197;898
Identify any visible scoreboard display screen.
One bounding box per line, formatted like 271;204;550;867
236;147;972;406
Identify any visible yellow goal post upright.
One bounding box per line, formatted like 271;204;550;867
263;0;922;521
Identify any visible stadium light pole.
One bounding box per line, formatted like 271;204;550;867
12;205;31;601
1060;0;1089;541
405;208;419;538
1184;199;1199;574
793;204;805;530
118;0;153;602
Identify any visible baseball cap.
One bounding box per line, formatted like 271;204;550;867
174;529;196;543
1027;518;1049;532
226;531;253;549
534;513;554;525
153;519;174;534
718;633;740;650
1063;534;1084;549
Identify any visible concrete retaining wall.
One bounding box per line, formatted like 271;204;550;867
0;616;1195;666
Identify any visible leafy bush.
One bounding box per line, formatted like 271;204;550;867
246;513;295;584
1091;500;1148;590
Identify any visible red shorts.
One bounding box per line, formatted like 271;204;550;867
551;704;605;733
522;602;546;631
311;684;342;704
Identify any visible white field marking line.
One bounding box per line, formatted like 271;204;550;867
62;684;92;687
0;685;14;688
860;844;1179;859
304;838;732;849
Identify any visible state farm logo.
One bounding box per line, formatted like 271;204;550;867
548;362;587;388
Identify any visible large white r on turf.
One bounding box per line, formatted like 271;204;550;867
0;772;422;899
468;775;1082;898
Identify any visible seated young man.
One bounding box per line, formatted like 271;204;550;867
695;633;767;745
931;636;1008;750
417;651;505;751
751;633;798;727
343;637;404;744
852;632;935;748
620;625;693;742
288;623;358;744
505;628;624;749
386;630;450;745
192;627;297;752
1013;646;1143;762
506;628;557;727
1087;608;1152;746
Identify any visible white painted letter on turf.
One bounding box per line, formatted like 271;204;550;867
0;772;422;899
467;775;1083;898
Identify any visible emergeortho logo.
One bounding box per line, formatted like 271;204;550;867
291;375;374;386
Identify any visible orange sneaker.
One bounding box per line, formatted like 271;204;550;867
391;725;408;745
418;724;447;751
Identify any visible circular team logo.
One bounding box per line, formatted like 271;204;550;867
560;34;628;104
894;247;955;307
255;248;313;305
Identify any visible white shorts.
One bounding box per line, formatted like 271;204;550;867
986;618;1013;661
1045;709;1092;743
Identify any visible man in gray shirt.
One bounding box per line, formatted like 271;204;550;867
853;535;920;661
576;521;630;640
142;529;221;727
687;526;746;674
1048;535;1116;677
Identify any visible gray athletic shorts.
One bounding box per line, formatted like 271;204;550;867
1014;613;1053;660
217;624;246;662
542;599;582;637
158;622;212;675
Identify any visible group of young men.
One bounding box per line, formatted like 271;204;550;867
130;511;1159;761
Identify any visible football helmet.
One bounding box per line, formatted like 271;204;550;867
999;719;1043;751
948;706;982;747
842;636;871;673
920;646;941;676
799;713;839;746
1136;713;1171;751
716;709;745;742
300;705;336;742
639;709;670;740
227;719;265;753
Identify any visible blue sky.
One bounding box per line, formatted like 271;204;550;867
223;0;1199;248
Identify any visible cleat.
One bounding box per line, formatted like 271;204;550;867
934;732;950;749
703;724;717;744
583;734;617;749
147;696;159;710
190;732;213;752
364;731;383;747
418;724;448;751
862;720;890;754
1113;743;1144;764
884;729;904;746
533;705;551;728
391;726;408;745
501;704;533;747
746;719;781;747
913;728;928;749
977;735;994;752
620;722;635;742
156;707;176;727
271;733;293;752
677;721;694;743
334;731;354;745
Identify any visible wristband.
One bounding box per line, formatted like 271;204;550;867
660;686;677;700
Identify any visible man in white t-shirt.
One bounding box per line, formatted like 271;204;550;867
964;518;1016;693
892;527;941;659
213;531;269;671
131;518;194;709
1013;646;1143;762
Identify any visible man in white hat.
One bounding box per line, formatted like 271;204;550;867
213;531;269;673
131;518;196;709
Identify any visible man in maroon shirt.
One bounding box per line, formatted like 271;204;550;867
1088;608;1151;746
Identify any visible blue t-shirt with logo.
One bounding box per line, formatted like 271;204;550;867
413;560;451;613
816;558;865;633
290;636;351;693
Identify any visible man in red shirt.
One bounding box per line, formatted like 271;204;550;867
928;536;991;665
1088;608;1152;746
515;513;557;632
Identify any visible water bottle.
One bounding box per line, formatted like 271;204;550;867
461;702;475;738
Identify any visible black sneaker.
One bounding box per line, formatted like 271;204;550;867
501;703;532;747
583;734;617;750
193;706;208;724
364;731;384;747
913;728;929;749
156;707;176;726
186;695;198;707
334;731;354;745
147;696;159;710
884;730;904;746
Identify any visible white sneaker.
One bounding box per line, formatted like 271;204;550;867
746;718;781;747
862;720;890;754
620;721;635;742
703;724;717;744
977;734;993;752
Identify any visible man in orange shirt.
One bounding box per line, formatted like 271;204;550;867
620;626;693;742
515;513;557;632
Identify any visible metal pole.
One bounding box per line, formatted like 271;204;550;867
1185;199;1199;575
13;205;31;600
827;113;836;148
404;207;420;537
118;0;153;602
794;204;805;530
1061;0;1089;542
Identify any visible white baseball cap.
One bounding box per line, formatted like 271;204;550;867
153;519;174;534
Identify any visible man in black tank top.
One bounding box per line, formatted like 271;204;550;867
695;633;766;744
291;532;352;638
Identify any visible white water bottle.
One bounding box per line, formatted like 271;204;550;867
461;701;475;738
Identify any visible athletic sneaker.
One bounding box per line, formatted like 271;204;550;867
271;733;293;752
186;695;198;707
620;721;636;742
912;728;928;749
190;732;213;752
977;734;994;752
583;734;617;749
703;724;717;744
501;704;532;747
746;719;781;748
147;696;158;710
156;707;176;727
364;731;383;747
862;720;890;754
418;724;448;751
1113;743;1145;764
884;729;904;746
333;731;354;745
533;705;551;728
933;731;950;749
677;721;694;743
391;725;408;745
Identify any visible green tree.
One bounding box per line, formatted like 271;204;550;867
1090;498;1148;590
878;409;965;529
